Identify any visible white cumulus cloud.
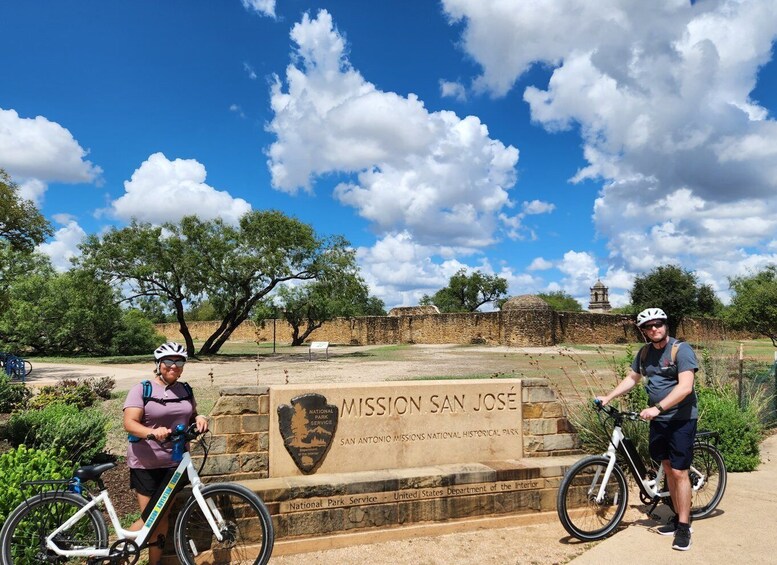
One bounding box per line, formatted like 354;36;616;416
241;0;275;18
0;108;102;203
267;10;520;248
443;0;777;299
110;152;251;225
37;219;87;272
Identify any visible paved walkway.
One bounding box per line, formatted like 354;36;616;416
570;432;777;564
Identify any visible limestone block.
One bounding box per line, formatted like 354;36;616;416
541;402;565;418
522;387;557;402
258;431;269;451
241;414;262;433
204;435;227;455
397;497;447;524
213;395;259;416
542;434;579;451
238;453;268;473
201;454;240;475
344;504;397;530
218;386;269;397
259;394;269;415
522;403;544;418
211;415;241;435
523;418;558;435
539;488;557;511
227;433;260;453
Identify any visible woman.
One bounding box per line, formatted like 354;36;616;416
123;341;208;564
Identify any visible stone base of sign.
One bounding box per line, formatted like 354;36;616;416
239;454;578;547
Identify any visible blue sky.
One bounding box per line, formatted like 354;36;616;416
2;0;777;309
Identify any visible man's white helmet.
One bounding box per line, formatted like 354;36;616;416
636;308;668;327
154;341;188;360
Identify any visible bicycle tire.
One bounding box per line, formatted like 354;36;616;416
174;482;274;565
24;360;32;376
557;455;629;541
0;490;109;565
665;443;727;519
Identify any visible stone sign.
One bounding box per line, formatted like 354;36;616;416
269;379;523;477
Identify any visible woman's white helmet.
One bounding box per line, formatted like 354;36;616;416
636;308;668;327
154;341;188;360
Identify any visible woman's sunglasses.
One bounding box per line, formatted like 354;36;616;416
160;359;186;368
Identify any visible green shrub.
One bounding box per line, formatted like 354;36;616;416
27;379;98;410
698;384;763;471
0;373;31;413
111;309;165;355
5;402;109;464
0;445;74;523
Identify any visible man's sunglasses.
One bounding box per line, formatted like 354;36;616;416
160;359;186;368
642;321;665;330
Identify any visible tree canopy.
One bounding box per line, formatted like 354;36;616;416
536;291;582;312
420;269;508;312
78;210;354;355
727;265;777;346
269;259;386;345
630;264;721;335
0;169;52;252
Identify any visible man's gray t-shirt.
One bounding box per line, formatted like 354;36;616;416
631;338;698;421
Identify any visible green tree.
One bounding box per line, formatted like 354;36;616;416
0;169;52;252
0;268;158;355
727;265;777;346
272;250;385;345
420;269;508;313
79;211;353;356
630;265;714;335
536;291;582;312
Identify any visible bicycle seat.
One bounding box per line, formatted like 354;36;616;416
74;462;117;481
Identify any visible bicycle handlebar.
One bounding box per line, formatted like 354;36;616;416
146;423;203;443
592;399;642;421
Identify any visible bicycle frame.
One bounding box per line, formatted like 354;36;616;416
44;451;224;559
594;423;670;504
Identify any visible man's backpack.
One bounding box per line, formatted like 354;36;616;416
638;339;682;377
127;380;194;442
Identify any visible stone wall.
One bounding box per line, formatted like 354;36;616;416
158;310;741;347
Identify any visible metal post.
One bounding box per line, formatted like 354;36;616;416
773;351;777;416
272;315;277;354
738;342;744;409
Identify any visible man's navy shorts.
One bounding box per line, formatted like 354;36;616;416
649;419;697;470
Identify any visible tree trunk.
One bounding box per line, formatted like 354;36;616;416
172;299;196;357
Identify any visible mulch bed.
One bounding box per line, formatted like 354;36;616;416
102;458;138;519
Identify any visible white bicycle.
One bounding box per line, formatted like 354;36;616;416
0;424;274;564
557;400;727;541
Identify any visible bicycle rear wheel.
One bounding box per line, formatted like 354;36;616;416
174;483;274;565
0;491;108;565
557;455;629;541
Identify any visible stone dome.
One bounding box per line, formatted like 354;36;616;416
387;305;440;317
501;294;552;311
591;279;606;289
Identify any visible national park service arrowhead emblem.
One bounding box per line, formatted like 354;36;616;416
277;393;338;474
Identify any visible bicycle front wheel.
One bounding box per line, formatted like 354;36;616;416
557;455;629;541
174;483;274;565
0;491;108;565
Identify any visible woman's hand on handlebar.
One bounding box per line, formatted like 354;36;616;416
146;427;172;442
194;415;209;434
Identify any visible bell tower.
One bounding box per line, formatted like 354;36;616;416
588;279;612;312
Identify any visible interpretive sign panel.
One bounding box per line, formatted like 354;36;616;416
269;379;523;476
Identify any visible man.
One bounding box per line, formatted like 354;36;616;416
596;307;698;551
